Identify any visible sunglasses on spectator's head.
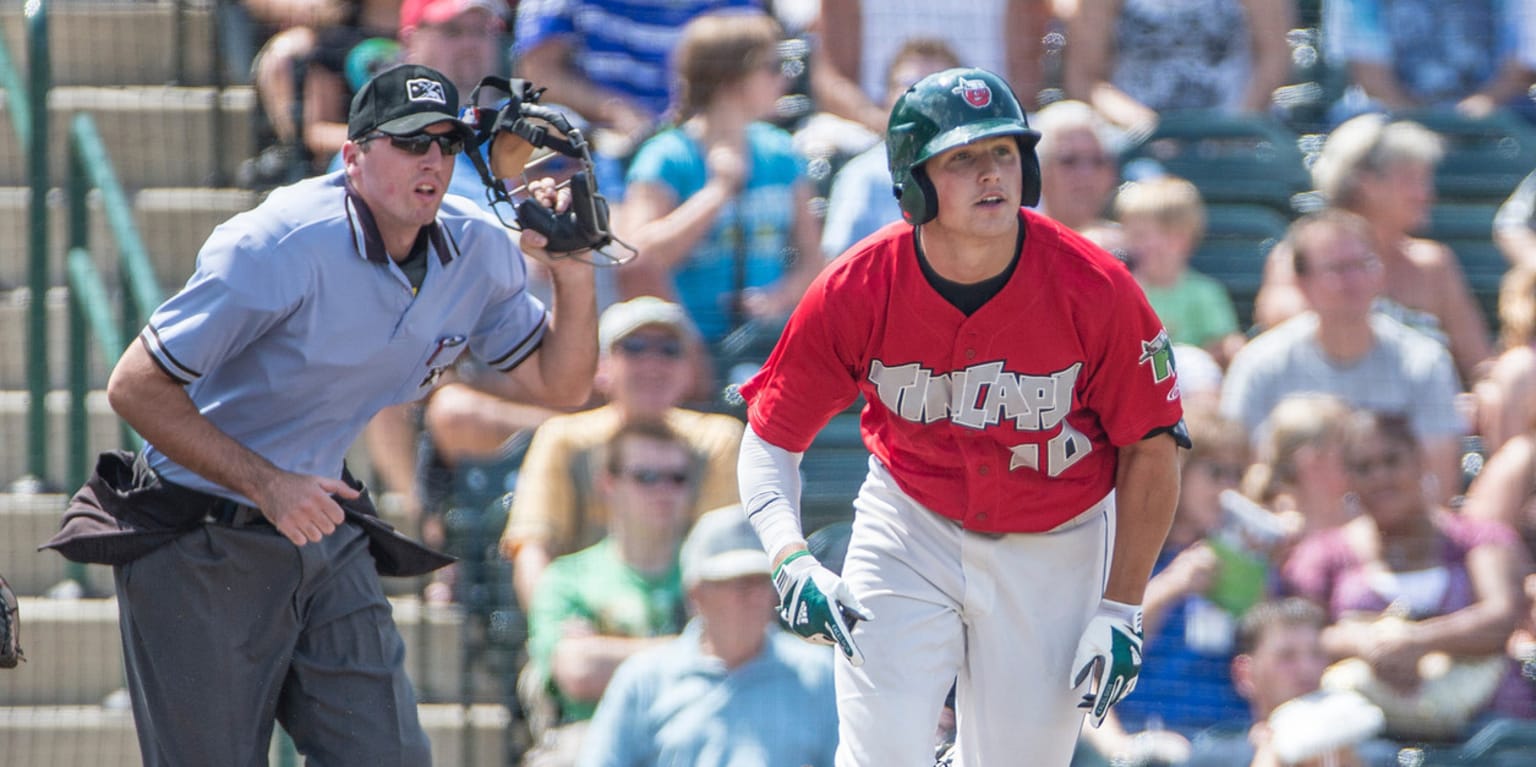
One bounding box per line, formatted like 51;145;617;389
615;335;684;359
365;131;464;156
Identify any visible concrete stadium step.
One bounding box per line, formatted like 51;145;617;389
1;491;421;598
0;493;111;598
131;187;260;285
0;387;122;492
0;86;257;188
0;596;502;708
0;288;114;392
0;703;512;767
0;2;221;87
0;186;262;296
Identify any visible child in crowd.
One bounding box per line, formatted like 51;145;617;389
1116;176;1246;366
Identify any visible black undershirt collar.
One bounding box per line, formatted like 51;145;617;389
914;216;1026;316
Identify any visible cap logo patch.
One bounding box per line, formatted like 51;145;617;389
954;77;992;108
407;78;447;104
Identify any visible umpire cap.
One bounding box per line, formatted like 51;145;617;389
348;64;473;141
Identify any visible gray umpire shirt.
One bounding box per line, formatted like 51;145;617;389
138;170;548;503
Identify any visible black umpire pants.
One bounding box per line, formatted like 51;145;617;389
114;519;432;767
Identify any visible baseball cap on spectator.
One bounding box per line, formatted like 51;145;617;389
598;297;699;353
399;0;505;30
680;506;771;588
347;64;473;140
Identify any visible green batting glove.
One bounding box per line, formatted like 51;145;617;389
773;551;874;666
1071;598;1144;728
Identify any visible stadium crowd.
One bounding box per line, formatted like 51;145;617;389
162;0;1536;763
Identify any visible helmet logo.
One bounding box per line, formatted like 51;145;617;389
953;78;992;108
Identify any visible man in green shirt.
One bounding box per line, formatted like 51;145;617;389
520;419;698;763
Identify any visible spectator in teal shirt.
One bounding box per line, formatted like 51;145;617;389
615;10;824;346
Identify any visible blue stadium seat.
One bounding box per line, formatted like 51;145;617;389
1422;201;1504;325
1402;108;1536;204
1191;204;1292;330
800;407;869;533
1119;111;1310;216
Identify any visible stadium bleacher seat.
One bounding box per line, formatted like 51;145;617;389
1192;203;1292;330
1119;111;1311;217
1404;108;1536;204
1424;201;1506;327
800;407;868;533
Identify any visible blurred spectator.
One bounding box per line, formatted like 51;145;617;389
1063;0;1295;134
1185;598;1400;767
1115;176;1246;366
808;0;1051;133
1509;573;1536;689
1241;393;1356;538
1254;114;1493;385
305;0;505;178
1092;408;1266;751
520;420;697;766
577;505;839;767
1495;169;1536;270
1283;410;1533;741
819;38;962;261
1173;343;1226;410
614;11;823;347
500;297;744;608
1475;266;1536;451
1034;99;1126;255
1463;426;1536;561
1222;210;1467;504
1323;0;1536;122
247;0;406;181
512;0;757;165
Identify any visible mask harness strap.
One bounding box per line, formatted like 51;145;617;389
460;76;636;264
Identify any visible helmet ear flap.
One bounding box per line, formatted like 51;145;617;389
900;165;938;225
1021;146;1042;208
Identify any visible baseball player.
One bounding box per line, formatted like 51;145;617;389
52;64;598;766
736;68;1187;766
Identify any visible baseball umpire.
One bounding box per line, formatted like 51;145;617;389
43;63;598;766
736;67;1188;766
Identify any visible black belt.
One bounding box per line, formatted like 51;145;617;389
204;498;269;528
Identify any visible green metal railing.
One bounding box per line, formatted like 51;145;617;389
65;113;159;487
4;0;161;490
25;0;50;484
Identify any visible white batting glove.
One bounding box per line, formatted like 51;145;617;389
773;550;873;666
1071;599;1144;728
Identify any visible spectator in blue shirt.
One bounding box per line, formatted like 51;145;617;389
820;37;960;261
513;0;759;162
578;505;839;767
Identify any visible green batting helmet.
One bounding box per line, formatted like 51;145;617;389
887;68;1041;225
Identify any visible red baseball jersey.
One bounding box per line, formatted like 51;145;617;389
740;209;1183;533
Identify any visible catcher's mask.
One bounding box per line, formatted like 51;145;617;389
886;67;1041;226
460;76;635;263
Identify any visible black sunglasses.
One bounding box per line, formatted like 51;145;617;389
615;335;684;359
620;468;692;487
365;131;464;156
